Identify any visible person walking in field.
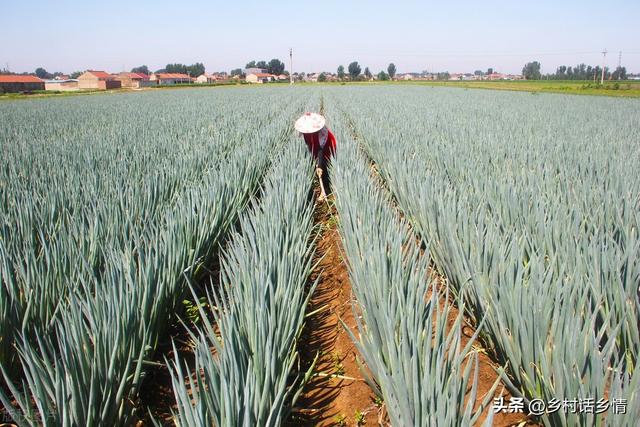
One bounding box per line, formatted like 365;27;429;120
295;112;337;201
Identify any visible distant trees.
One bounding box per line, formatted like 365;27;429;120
245;59;286;74
165;63;205;77
70;71;82;79
35;67;52;79
230;68;244;77
387;63;396;79
612;66;627;80
436;72;450;80
547;64;616;80
377;71;390;81
131;65;149;75
267;59;285;75
348;61;361;80
487;68;494;75
474;70;483;76
522;61;542;80
337;65;345;80
318;72;327;82
364;67;372;80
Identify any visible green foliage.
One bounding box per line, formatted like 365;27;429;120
348;61;361;80
337;65;345;80
0;88;305;425
334;85;640;426
377;71;389;81
318;72;327;82
168;139;316;426
522;60;542;79
131;65;149;75
165;62;205;76
387;63;396;79
327;104;494;426
34;67;51;79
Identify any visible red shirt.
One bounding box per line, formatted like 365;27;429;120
303;129;337;160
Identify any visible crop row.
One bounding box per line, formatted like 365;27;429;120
167;137;316;426
327;107;497;426
329;86;640;426
0;89;304;425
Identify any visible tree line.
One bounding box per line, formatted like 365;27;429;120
328;62;397;81
522;61;628;80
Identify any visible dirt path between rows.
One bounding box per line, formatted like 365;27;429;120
289;186;380;427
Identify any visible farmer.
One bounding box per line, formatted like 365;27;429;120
294;112;337;200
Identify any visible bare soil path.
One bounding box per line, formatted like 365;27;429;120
289;186;380;427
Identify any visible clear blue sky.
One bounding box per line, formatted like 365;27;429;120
2;0;639;75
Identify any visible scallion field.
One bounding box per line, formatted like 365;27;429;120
1;86;639;427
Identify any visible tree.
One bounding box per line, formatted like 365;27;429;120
131;65;149;75
364;67;372;80
245;61;257;68
186;62;205;77
337;65;345;80
474;70;483;76
267;59;285;75
612;66;627;80
348;61;361;80
35;67;52;79
522;61;542;80
387;63;396;79
318;72;327;82
166;63;187;74
377;71;389;81
70;71;82;79
487;67;494;75
255;60;268;69
230;68;244;77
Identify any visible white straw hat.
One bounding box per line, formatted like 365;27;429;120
295;112;326;134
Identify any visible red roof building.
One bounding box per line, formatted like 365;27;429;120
149;73;192;84
115;72;152;88
77;70;121;90
0;75;45;93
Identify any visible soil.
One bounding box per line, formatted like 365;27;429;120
289;186;380;427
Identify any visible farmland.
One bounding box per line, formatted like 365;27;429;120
1;86;639;427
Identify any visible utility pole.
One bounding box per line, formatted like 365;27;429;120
618;51;622;69
289;48;293;85
600;48;607;85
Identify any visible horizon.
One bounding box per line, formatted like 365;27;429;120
2;0;639;75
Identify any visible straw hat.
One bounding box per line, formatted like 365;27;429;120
295;112;326;134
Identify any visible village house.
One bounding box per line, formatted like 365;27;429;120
44;79;79;91
485;72;507;80
77;70;121;90
115;72;151;88
195;73;216;84
149;73;192;85
0;75;45;93
245;73;275;83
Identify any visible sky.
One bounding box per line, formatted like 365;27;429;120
2;0;639;75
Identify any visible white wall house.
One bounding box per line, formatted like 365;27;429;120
246;73;275;83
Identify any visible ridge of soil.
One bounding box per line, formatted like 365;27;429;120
289;186;380;427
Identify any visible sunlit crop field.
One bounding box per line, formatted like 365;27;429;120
1;86;639;426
